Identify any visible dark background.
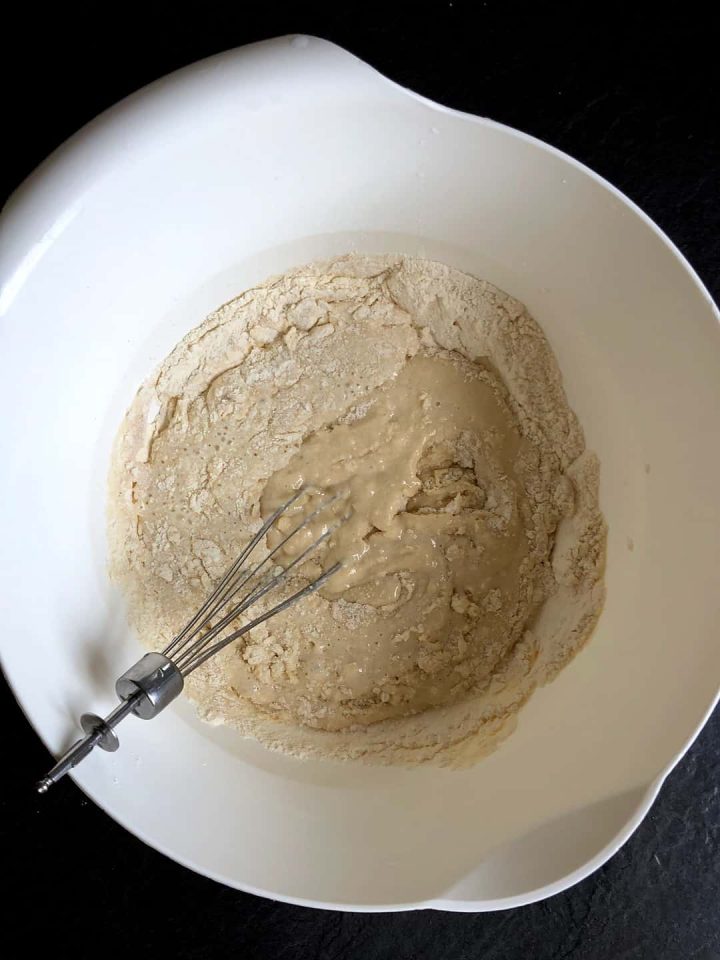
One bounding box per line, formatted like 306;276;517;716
3;3;718;958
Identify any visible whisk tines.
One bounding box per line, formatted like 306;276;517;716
36;488;346;793
168;489;345;675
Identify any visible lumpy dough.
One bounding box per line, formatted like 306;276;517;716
108;255;606;766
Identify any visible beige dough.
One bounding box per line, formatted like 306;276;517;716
108;255;606;766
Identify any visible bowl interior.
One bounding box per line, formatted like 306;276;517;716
1;37;719;909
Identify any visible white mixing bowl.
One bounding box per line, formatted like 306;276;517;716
1;36;718;911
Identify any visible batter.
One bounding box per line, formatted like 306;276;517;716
108;255;606;765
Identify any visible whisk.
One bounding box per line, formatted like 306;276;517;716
37;489;344;793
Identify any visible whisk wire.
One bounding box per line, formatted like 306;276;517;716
169;494;344;672
174;525;336;673
162;488;306;659
180;559;342;675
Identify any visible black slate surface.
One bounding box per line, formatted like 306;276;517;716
3;4;719;958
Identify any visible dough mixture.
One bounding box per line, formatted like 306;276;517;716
108;255;606;765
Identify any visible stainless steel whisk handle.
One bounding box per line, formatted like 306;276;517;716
36;653;183;793
115;652;184;718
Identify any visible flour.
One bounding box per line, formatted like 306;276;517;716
108;255;606;766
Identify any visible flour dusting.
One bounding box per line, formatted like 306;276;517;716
108;255;606;766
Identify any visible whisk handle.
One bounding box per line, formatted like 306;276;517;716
36;696;139;793
115;653;184;718
37;654;183;793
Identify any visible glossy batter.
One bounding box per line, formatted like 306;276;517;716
254;353;536;728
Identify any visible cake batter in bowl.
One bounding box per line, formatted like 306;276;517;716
108;255;606;764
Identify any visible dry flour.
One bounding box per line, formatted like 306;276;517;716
108;255;606;766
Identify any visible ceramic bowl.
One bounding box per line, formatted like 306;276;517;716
1;36;718;911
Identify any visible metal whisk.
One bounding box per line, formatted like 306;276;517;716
37;489;344;793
